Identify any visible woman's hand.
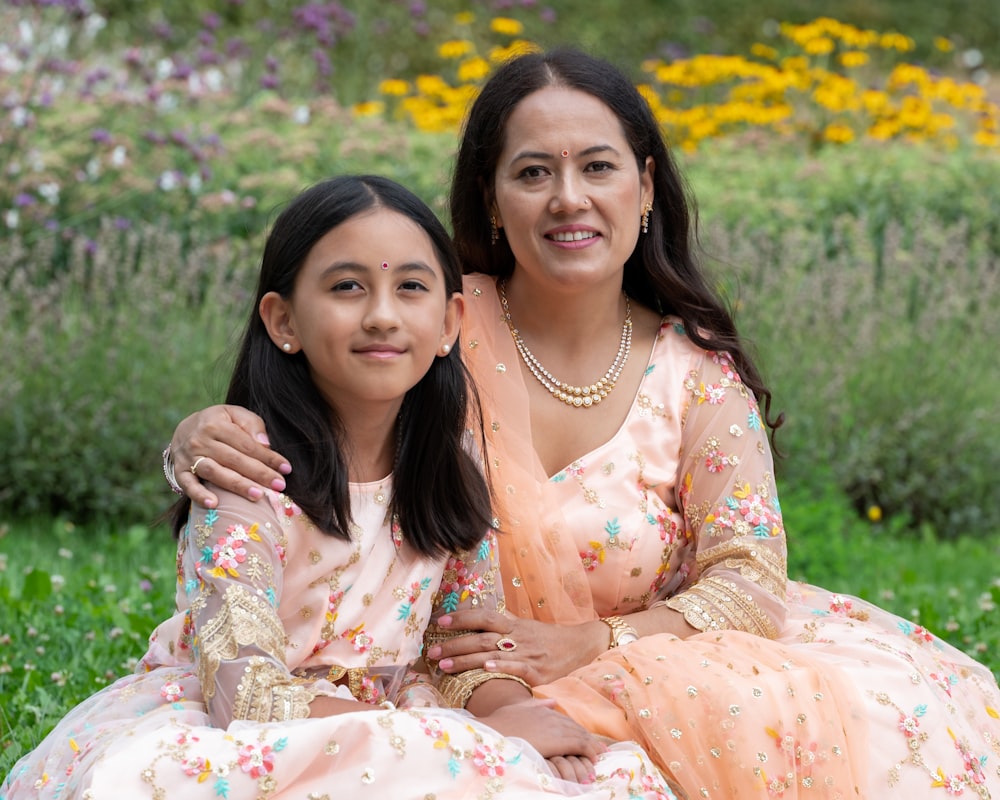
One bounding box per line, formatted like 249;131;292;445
427;609;608;686
475;698;604;783
171;405;290;508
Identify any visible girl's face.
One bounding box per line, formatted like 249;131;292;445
260;207;463;418
492;85;654;294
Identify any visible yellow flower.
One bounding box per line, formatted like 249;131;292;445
490;17;524;36
454;11;474;26
489;40;540;64
974;130;1000;148
438;40;473;59
823;122;855;143
866;505;883;522
804;36;835;56
458;56;491;84
838;50;869;68
750;43;778;61
378;79;410;96
934;36;954;52
352;101;385;117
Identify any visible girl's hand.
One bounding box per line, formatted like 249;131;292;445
475;698;604;783
427;609;608;686
171;405;290;507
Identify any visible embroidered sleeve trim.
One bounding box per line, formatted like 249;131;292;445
666;575;779;639
232;656;315;721
197;583;286;701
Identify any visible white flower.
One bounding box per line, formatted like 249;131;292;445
110;146;127;168
293;105;311;125
4;209;19;229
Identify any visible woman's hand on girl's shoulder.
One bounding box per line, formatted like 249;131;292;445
171;404;291;508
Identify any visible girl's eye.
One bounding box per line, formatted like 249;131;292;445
400;280;428;292
332;279;361;292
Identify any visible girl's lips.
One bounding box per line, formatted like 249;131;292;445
355;345;405;359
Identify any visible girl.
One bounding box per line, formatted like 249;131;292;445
1;175;675;799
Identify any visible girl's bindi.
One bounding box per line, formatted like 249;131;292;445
381;261;389;270
561;149;570;158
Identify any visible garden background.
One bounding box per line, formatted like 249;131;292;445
2;0;999;774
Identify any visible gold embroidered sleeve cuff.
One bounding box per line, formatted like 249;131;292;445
438;668;531;708
665;575;778;639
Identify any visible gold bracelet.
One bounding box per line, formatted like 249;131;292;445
438;668;531;708
601;615;639;648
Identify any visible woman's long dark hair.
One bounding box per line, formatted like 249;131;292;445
450;48;783;436
172;175;493;558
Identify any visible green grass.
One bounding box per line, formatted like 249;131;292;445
2;494;999;778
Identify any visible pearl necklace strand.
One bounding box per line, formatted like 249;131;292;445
498;280;632;409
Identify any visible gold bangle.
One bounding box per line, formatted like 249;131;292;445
438;668;531;708
601;615;639;648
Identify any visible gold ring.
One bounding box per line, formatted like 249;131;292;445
190;456;207;476
496;637;517;652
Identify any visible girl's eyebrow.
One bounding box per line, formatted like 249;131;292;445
318;261;438;280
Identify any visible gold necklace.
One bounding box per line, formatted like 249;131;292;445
498;280;632;409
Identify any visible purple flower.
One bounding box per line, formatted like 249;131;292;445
409;0;426;16
92;128;112;144
14;193;35;207
201;12;222;30
260;74;280;90
540;6;556;22
413;20;430;36
313;48;332;77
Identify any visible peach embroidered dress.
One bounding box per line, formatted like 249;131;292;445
462;272;1000;800
0;481;674;800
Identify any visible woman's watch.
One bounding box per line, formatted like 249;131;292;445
601;615;639;648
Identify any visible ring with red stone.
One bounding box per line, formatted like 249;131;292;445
495;637;518;652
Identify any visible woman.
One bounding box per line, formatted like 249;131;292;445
166;51;1000;798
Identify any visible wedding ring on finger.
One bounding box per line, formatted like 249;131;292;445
190;456;207;476
496;637;518;652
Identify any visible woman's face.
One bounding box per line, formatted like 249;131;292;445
260;207;463;418
491;85;654;293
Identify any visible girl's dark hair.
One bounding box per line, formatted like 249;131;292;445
450;48;783;436
172;175;493;558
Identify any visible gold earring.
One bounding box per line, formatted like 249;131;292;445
641;203;652;234
490;215;499;245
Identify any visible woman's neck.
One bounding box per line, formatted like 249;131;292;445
500;271;629;356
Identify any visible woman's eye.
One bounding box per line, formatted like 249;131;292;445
518;165;548;179
586;161;614;173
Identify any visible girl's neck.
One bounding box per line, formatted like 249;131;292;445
335;401;400;483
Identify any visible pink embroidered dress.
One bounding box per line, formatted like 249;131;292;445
1;479;674;800
462;272;1000;800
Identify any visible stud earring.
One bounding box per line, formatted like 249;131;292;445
641;202;653;234
282;342;292;352
441;343;451;355
490;215;499;245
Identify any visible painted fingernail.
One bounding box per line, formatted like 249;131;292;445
439;659;454;671
484;660;497;671
203;498;217;509
426;646;441;659
279;462;292;475
271;478;286;492
437;615;452;626
256;433;271;446
248;486;263;500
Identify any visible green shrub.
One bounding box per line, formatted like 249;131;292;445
706;204;1000;536
0;222;257;522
